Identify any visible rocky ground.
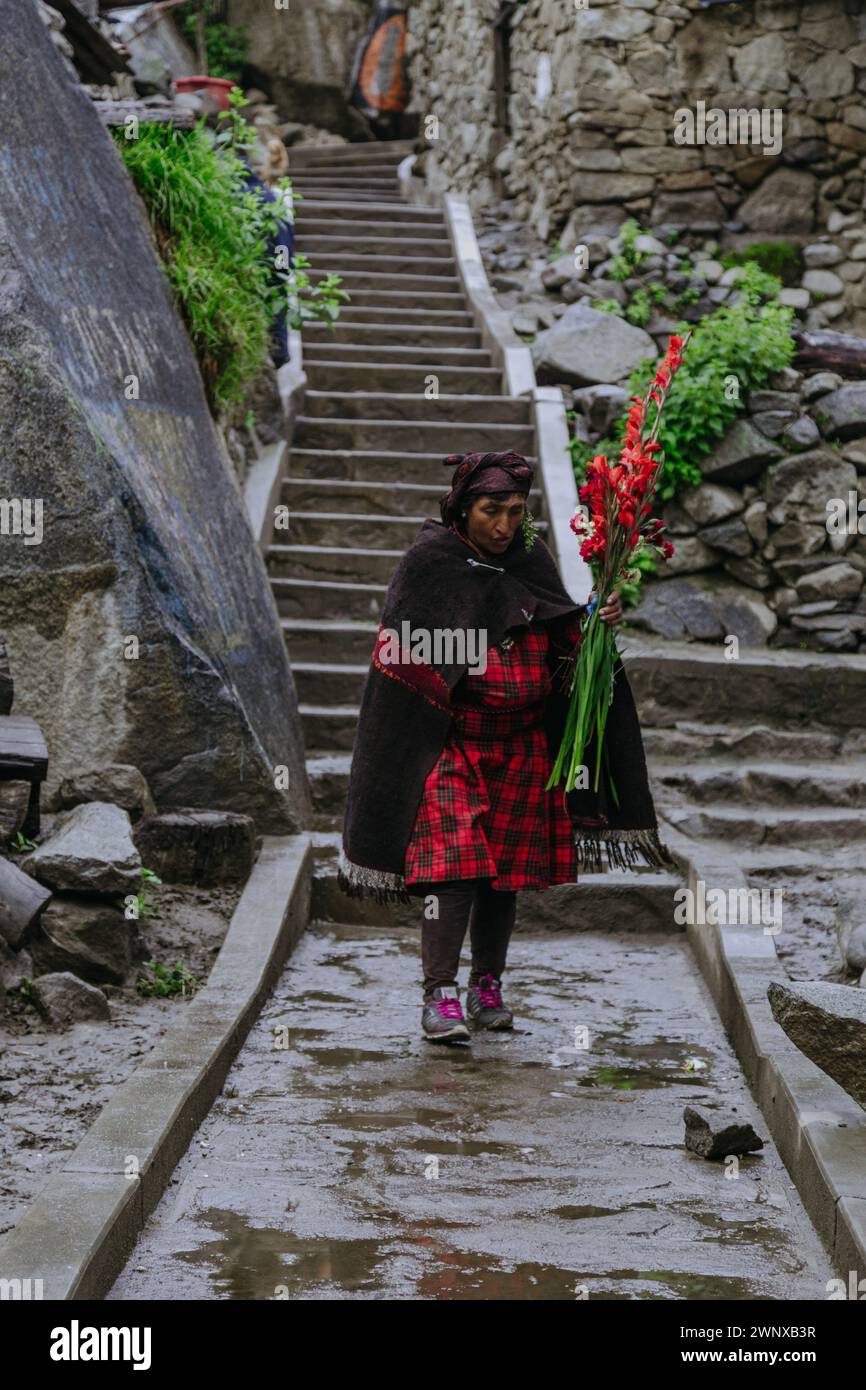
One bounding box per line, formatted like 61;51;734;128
0;880;241;1238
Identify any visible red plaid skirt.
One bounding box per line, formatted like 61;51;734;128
403;623;578;890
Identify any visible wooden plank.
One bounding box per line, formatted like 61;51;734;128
93;99;196;130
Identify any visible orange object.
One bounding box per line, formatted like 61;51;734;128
174;76;235;110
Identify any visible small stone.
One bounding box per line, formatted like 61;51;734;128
801;372;843;401
679;483;744;527
700;419;782;484
31;971;111;1030
683;1105;764;1160
802;269;845;297
55;764;156;822
802;242;844;268
779;288;810;310
781;416;821;451
796;563;863;602
699;519;754;557
30;896;137;986
22;802;141;894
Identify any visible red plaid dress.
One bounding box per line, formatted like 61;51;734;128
403;616;582;890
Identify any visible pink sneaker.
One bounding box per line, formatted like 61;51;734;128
421;985;471;1042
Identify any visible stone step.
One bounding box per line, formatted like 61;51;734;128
307;267;463;294
284;510;428;548
324;289;466;312
303;320;478;346
662;804;866;848
292;416;535;453
298;218;449;240
295;233;453;259
641;721;847;764
302;390;530;424
724;845;866;882
280;476;545;517
288;140;415;160
303;361;500;394
293;177;400;191
295;199;444;223
292;166;408;182
307;752;353;813
301;251;459;277
271;576;386;621
332;305;475;326
287;447;537;485
268;542;403;584
652;759;866;809
293;187;409;203
284;619;376;666
294;661;369;704
303;342;493;368
299;703;359;750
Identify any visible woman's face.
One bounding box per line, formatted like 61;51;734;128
464;493;526;555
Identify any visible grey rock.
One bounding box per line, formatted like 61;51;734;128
802;268;845;298
815;384;866;440
531;302;656;387
843;923;866;974
31;971;111;1030
803;243;844;268
30;896;137;986
55;764;156;822
749;391;800;413
743;500;768;546
781;416;821;451
716;588;778;645
571;383;629;435
779;288;810;310
133;808;256;886
700;419;783;484
769;367;802;392
796;563;863;602
0;936;34;993
540;254;581;290
680;484;744;527
22;802;141;894
739;168;817;234
801;372;843;402
752;409;799;439
764;449;858;525
0;0;309;831
723;557;772;590
629;578;723;642
658;535;719;577
661;501;698;536
768;980;866;1111
683;1104;764;1160
699;519;754;558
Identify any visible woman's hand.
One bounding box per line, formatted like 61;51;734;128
589;589;623;626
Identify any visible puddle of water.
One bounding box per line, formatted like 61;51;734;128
304;1047;399;1066
551;1202;657;1220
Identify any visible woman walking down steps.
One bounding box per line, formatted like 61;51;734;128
338;450;671;1044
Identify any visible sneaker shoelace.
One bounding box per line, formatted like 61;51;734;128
476;976;503;1008
435;995;464;1019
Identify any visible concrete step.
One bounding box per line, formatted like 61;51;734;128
307;752;353;813
662;803;866;849
307;267;463;294
293;187;409;204
642;720;847;764
292;166;407;181
303;321;479;347
284;510;428;548
292;416;535;453
287;447;537;485
302;390;530;424
299;702;359;750
293;177;400;191
303;342;494;368
295;199;444;223
334;305;474;325
298;218;449;240
288;140;415;160
280;476;545;517
283;618;377;666
321;289;466;312
302;250;459;276
724;845;866;881
271;575;386;621
303;361;501;394
652;759;866;809
294;661;368;704
268;542;403;584
295;233;453;259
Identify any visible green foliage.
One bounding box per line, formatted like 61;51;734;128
114;89;349;412
592;298;622;314
137;961;199;998
720;240;803;287
129;867;162;921
619;549;658;611
570;261;795;500
11;831;36;852
177;2;249;81
625;287;651;327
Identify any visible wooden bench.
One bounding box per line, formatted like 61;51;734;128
0;715;48;838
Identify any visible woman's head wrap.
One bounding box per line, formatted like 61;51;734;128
439;451;534;527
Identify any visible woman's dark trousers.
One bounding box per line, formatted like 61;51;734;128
409;877;517;1000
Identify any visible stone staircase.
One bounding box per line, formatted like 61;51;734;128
272;140;680;931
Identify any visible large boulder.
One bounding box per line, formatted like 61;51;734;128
700;419;782;484
22;802;141;894
739;168;818;234
0;2;310;833
29;895;136;985
531;303;656;387
815;384;866;440
764;449;858;525
768;980;866;1111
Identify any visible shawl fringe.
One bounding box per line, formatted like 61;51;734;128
337;848;413;905
573;827;675;875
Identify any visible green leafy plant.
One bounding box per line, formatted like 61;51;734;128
625;287;652;327
570;261;795;499
649;282;669;306
592;298;622;314
11;831;36;852
720;240;803;287
17;976;34;1001
128;867;162;921
177;1;249;82
675;285;702;307
114;88;349;413
136;961;199;998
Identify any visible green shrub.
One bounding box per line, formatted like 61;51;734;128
114;91;348;412
177;1;249;82
720;240;803;287
570;261;795;500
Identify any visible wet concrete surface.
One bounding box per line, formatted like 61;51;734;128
107;923;833;1300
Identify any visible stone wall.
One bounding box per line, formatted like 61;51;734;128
0;0;310;831
405;0;866;328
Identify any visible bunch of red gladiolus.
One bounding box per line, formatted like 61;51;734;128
546;331;692;798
